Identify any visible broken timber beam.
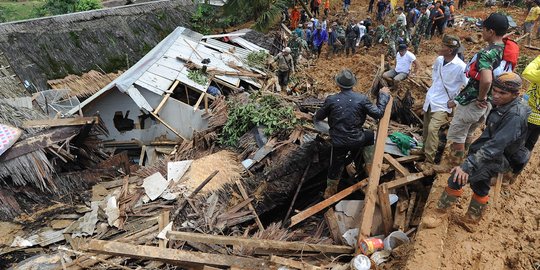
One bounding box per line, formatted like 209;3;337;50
384;154;410;176
289;179;368;227
395;155;422;163
270;255;321;270
154;80;180;115
22;116;100;129
0;126;80;161
86;239;268;269
235;180;264;231
149;111;189;141
357;96;393;245
385;173;425;190
377;183;393;235
166;231;354;254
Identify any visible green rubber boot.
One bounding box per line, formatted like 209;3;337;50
437;189;459;210
466;198;487;221
323;179;339;199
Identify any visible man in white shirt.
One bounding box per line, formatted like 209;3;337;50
356;21;367;46
419;35;468;173
383;43;418;86
396;6;407;27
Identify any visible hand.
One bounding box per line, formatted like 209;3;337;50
451;166;469;186
447;100;456;109
475;99;488;109
380;87;391;94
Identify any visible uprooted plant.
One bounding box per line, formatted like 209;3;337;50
220;93;299;146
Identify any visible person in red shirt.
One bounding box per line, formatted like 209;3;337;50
291;6;301;30
324;0;330;16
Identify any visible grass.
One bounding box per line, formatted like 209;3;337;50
0;0;45;22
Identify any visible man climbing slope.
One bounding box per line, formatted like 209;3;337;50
314;69;390;198
437;72;530;220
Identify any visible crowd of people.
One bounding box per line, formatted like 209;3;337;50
295;5;540;223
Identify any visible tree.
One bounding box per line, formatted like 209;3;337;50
36;0;102;16
223;0;290;32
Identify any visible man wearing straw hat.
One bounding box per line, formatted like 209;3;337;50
314;69;390;198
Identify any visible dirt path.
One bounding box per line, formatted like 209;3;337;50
311;1;540;269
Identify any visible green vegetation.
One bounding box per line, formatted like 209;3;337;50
187;69;209;86
0;0;102;22
246;50;270;70
190;3;215;35
223;0;289;32
0;1;44;22
220;93;298;146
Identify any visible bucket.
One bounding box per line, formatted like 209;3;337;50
350;254;372;270
383;230;410;251
358;237;384;255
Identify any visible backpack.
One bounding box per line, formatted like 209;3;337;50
465;38;519;80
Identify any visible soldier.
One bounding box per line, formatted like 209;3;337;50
288;35;302;64
412;4;430;54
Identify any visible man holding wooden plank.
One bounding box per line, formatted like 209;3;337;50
314;69;390;198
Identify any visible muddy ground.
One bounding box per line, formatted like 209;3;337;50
304;0;540;269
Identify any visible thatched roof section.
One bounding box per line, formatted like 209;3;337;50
0;0;196;91
48;70;123;98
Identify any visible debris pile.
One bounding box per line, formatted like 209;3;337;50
0;25;434;270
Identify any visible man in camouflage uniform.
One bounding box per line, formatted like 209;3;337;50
288;35;303;64
375;24;386;44
384;24;399;57
435;13;512;173
412;4;430;54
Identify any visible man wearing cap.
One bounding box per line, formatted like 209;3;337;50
383;43;418;87
436;13;512;173
273;47;295;92
437;72;531;220
418;35;468;174
314;70;391;198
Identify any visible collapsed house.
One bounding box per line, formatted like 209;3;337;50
0;21;438;269
63;27;270;164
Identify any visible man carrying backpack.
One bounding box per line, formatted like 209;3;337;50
435;13;519;173
273;47;295;93
436;72;530;220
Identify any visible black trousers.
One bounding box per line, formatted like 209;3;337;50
525;122;540;151
327;131;375;180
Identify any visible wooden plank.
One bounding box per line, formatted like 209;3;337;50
404;192;417;230
86;240;268;269
158;210;169;248
357;96;393;244
22;116;98;129
270;255;321;270
0;126;80;162
154;80;180;115
377;183;393;235
393;197;408;231
395;155;422;163
384;154;410;176
324;209;343;245
235;181;264;232
166;231;354;254
492;173;503;207
192;92;206;111
289;179;369;227
283;160;312;226
149;111;189;141
385;173;425;190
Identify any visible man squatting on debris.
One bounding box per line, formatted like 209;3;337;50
437;72;531;220
314;69;390;199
